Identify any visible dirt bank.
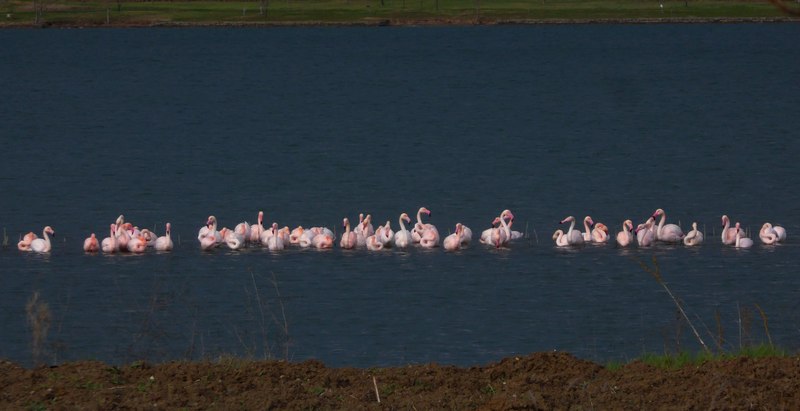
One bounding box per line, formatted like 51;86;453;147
2;352;799;409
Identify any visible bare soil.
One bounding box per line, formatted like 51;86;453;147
2;352;799;409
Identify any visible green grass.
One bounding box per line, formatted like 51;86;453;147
1;0;796;26
607;344;789;371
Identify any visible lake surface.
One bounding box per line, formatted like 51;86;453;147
1;24;799;368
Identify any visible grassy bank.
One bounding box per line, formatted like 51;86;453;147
1;0;798;27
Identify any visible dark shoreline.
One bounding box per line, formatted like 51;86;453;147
1;16;798;29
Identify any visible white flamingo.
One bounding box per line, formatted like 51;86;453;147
559;216;585;246
552;229;570;247
582;216;595;242
154;223;174;251
101;224;117;253
683;222;704;246
652;208;684;243
394;213;413;249
444;223;464;251
735;225;754;248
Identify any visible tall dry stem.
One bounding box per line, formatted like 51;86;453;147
754;303;773;348
26;291;52;366
636;256;710;354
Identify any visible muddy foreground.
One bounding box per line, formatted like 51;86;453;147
2;352;799;409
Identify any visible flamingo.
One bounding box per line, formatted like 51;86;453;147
772;224;787;242
366;227;385;251
340;218;358;249
289;226;305;245
760;222;784;244
582;216;595;242
140;229;157;248
616;220;634;247
735;225;754;248
394;213;413;249
17;231;37;251
720;215;738;245
234;221;251;245
154;223;173;251
312;228;334;249
636;217;655;247
490;210;514;248
249;211;265;244
460;224;473;245
298;230;316;248
378;221;393;247
116;223;131;251
683;222;704;246
200;217;220;251
412;207;433;243
652;208;684;243
443;223;464;251
355;214;374;239
480;217;501;245
559;216;585;246
101;224;118;253
590;223;609;243
506;221;524;241
198;216;222;243
267;223;285;251
83;233;100;252
226;223;247;250
552;229;570;247
127;234;147;253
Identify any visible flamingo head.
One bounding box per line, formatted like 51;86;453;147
652;208;665;219
596;223;608;233
721;215;729;227
492;217;501;227
420;207;431;216
624;220;633;231
560;216;575;225
501;210;514;222
342;218;349;229
207;216;216;227
358;213;364;223
258;211;264;224
116;215;125;225
455;223;462;234
401;213;411;224
166;222;171;234
584;216;594;227
634;224;645;234
552;229;564;240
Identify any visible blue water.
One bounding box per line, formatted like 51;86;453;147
1;25;799;368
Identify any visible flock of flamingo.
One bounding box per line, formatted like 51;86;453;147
14;207;786;254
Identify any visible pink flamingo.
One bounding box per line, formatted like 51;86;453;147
140;229;157;248
127;234;147;253
616;220;634;247
289;226;305;245
116;223;131;251
154;223;173;251
30;226;53;253
444;223;464;251
480;217;501;245
340;218;358;249
490;210;514;248
101;224;118;253
366;227;385;251
636;218;655;247
312;231;334;249
652;208;684;243
590;223;609;243
720;215;738;245
17;231;37;251
249;211;265;244
83;233;100;253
